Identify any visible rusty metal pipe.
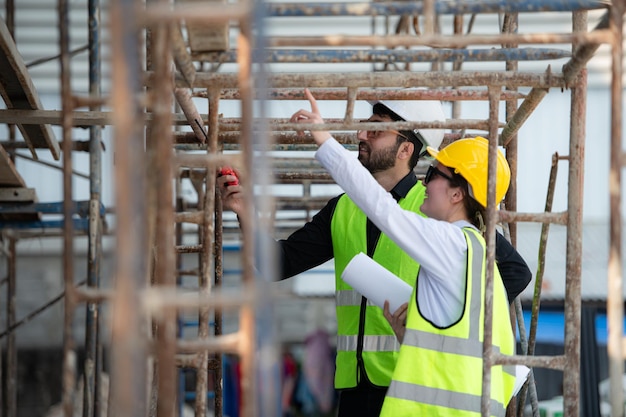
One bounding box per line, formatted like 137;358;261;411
498;210;568;225
215;87;527;101
500;87;549;147
172;23;196;87
607;0;625;414
265;31;612;48
481;85;501;417
562;10;610;84
174;87;207;143
191;47;571;64
174;69;571;89
150;6;178;416
562;51;587;417
517;153;561;417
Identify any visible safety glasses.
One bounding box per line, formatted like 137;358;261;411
424;165;456;185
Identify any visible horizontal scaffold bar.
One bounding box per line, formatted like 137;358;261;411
267;30;611;48
174;118;497;132
213;88;527;101
0;200;104;216
0;109;497;130
173;132;464;150
266;0;608;17
179;70;569;89
0;218;90;231
193;47;571;64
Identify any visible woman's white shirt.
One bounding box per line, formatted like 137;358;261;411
316;138;474;327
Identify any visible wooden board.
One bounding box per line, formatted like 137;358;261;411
180;0;229;52
0;187;36;202
0;17;60;160
0;144;26;188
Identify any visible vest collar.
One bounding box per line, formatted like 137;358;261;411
391;171;418;201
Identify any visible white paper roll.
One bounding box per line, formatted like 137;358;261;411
341;252;413;313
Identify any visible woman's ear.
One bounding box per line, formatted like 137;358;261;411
450;188;465;204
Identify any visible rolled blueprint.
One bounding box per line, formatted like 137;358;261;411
341;252;413;313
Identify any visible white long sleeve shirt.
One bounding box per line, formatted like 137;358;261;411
316;138;474;327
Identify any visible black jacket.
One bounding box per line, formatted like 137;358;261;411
267;171;532;303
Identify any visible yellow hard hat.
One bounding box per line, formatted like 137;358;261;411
426;136;511;207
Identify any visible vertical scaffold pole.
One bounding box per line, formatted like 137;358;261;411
151;2;177;416
84;0;103;416
108;0;149;415
236;5;257;416
481;85;502;417
607;0;625;415
563;44;586;417
59;0;78;416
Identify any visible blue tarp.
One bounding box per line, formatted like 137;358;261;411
519;310;626;345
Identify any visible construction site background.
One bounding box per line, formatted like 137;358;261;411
0;1;625;417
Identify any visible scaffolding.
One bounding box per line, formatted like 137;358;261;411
0;0;624;416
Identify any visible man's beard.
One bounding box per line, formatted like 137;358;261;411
358;142;400;174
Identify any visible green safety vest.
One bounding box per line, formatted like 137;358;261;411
330;182;425;389
380;227;516;417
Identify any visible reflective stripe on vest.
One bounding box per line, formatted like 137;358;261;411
337;289;387;308
336;289;362;306
381;228;515;417
402;327;505;357
389;381;506;417
336;334;399;352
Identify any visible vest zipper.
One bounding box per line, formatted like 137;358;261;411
355;295;368;384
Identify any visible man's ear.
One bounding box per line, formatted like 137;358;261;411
397;141;414;161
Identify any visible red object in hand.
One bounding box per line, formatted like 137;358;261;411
219;167;239;186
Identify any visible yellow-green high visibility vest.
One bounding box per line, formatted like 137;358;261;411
380;227;516;417
330;183;425;389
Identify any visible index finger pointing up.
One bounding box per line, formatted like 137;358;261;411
304;88;320;116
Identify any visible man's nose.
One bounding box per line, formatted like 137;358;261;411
356;130;368;141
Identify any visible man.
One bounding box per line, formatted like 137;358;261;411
218;97;532;417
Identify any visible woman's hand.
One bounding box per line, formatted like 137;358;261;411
289;88;332;146
383;301;408;343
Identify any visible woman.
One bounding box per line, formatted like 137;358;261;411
291;89;516;416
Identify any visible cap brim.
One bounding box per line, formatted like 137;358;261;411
426;146;439;159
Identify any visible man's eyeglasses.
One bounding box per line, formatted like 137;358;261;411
423;165;456;185
357;120;408;141
356;129;409;141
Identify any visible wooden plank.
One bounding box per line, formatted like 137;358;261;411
0;17;60;160
0;143;39;221
0;143;26;187
0;211;40;222
180;0;229;52
0;188;36;202
0;109;113;126
0;136;40;223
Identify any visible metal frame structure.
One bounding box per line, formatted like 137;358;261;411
0;0;624;417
